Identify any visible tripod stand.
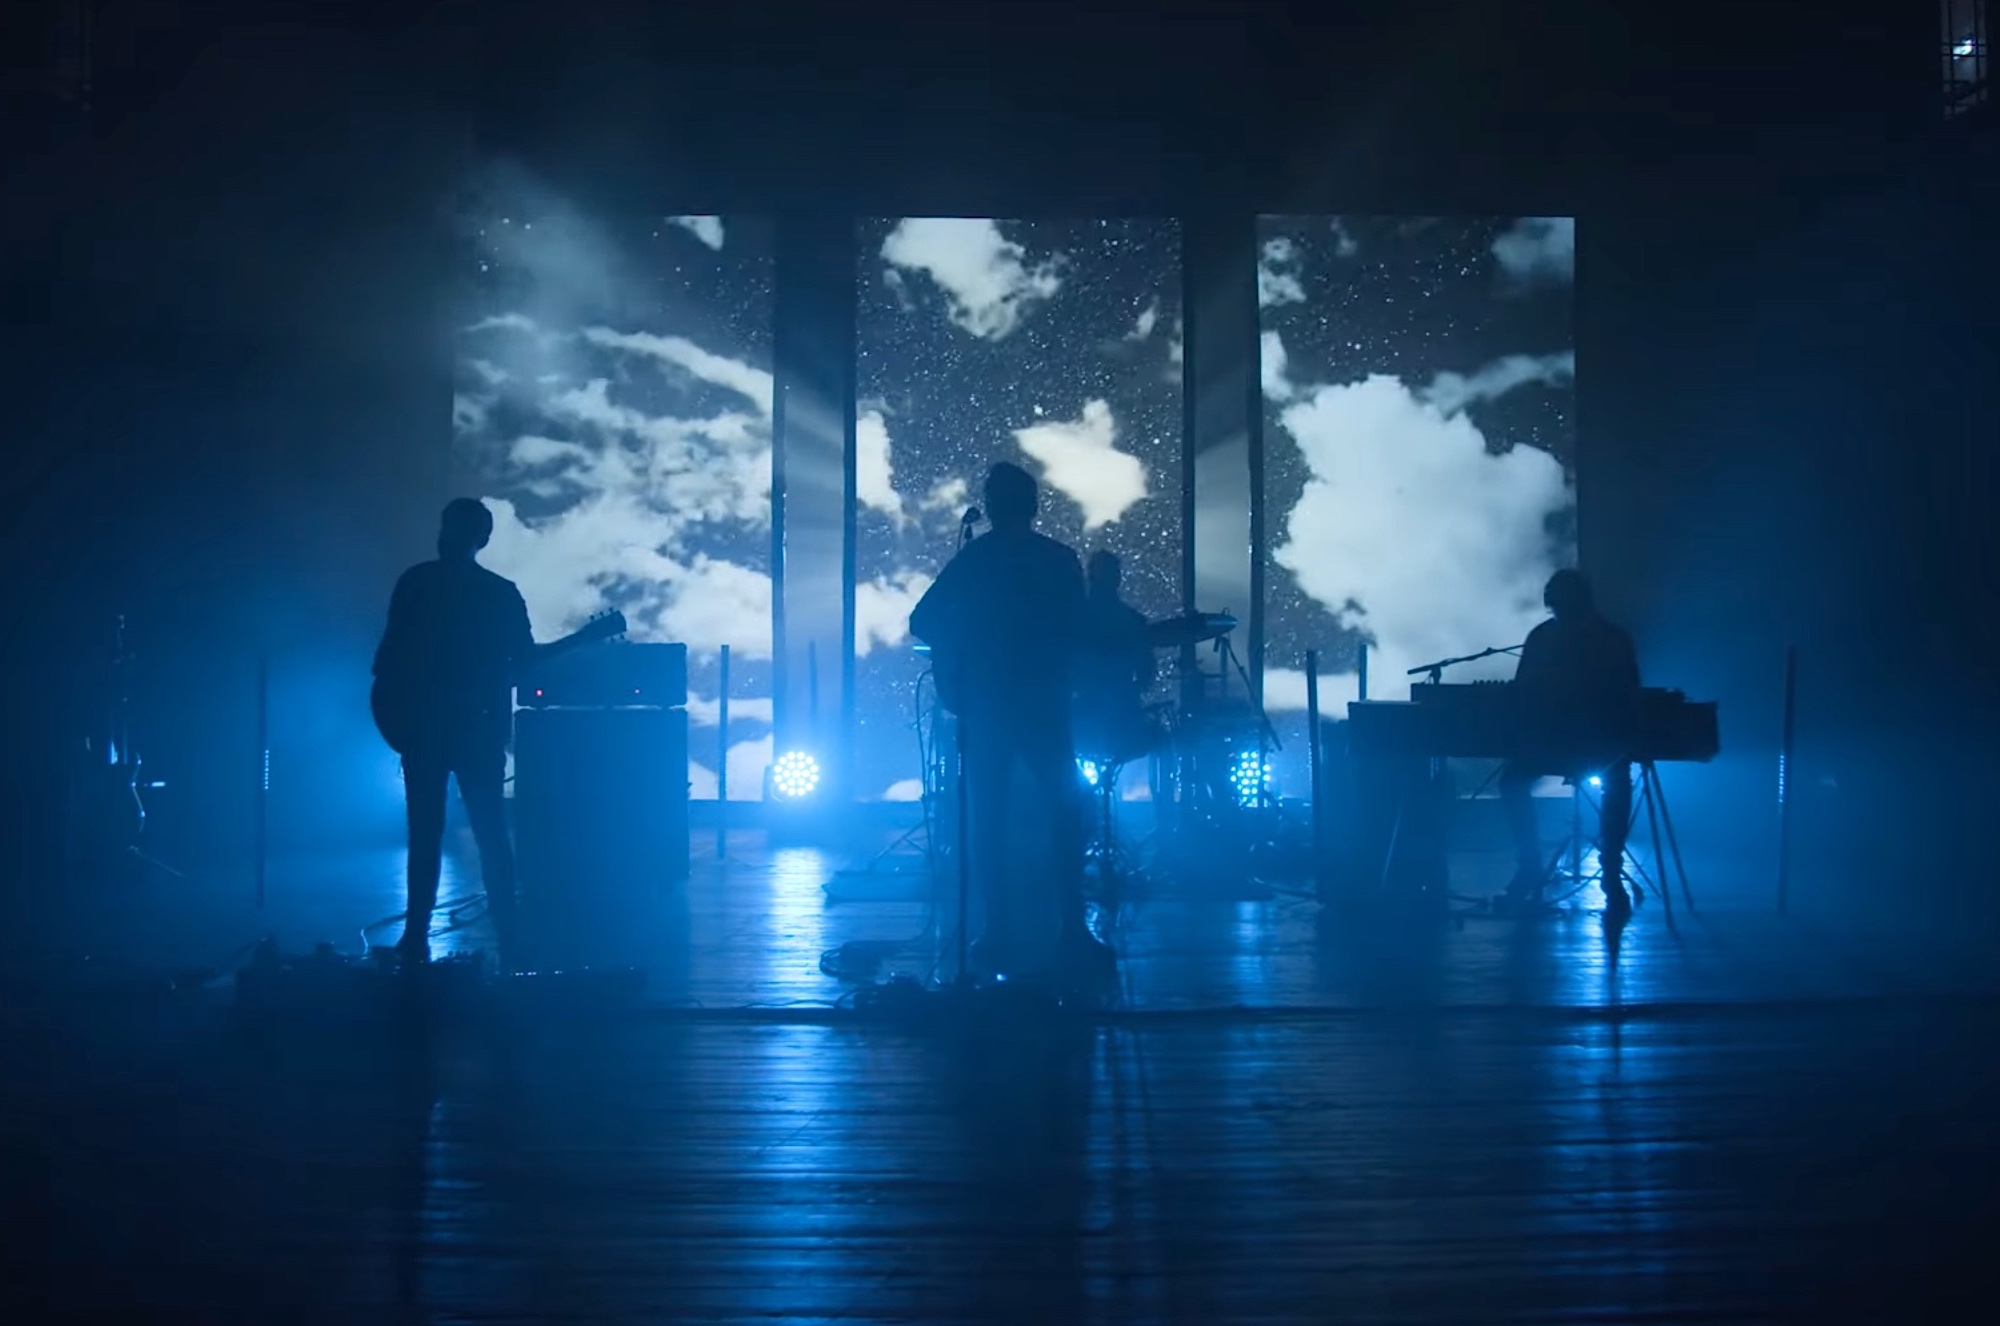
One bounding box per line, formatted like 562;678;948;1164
69;615;184;886
1542;761;1694;913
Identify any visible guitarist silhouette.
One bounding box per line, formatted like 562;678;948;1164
372;498;623;960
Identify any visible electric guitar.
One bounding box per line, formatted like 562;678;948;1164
371;608;627;755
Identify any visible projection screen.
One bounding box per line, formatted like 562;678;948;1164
850;217;1184;800
452;204;777;799
1257;216;1578;790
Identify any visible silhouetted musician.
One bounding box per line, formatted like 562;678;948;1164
372;499;530;959
1499;569;1641;913
1072;550;1157;764
909;462;1112;978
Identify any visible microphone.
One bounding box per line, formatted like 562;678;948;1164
961;506;983;527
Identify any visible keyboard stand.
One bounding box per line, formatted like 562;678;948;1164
1546;760;1694;912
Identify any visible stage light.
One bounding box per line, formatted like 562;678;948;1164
769;751;821;800
1588;774;1603;789
1227;749;1270;807
1077;759;1101;787
1955;37;1977;57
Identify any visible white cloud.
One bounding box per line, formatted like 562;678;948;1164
855;409;905;523
1126;299;1159;341
581;327;775;416
1492;217;1575;284
1330;218;1360;258
1258;237;1306;308
653;556;775;658
1261;666;1365;714
856;572;933;656
1012;399;1147;531
684;693;776;729
880;217;1062;340
466;358;508;385
537;379;769;526
1269;374;1571;702
688;733;774;801
920;476;970;513
1260;330;1293;402
466;312;537;334
469;357;775;662
483;492;775;661
882;778;925;802
1425;352;1576;415
665;215;725;250
1167;315;1184;368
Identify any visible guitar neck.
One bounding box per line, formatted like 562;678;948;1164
528;616;621;669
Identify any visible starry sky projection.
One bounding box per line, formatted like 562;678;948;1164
1258;215;1576;788
852;217;1184;799
451;205;777;799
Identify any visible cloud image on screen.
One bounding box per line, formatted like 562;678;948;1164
452;183;775;798
1258;217;1577;787
854;217;1183;799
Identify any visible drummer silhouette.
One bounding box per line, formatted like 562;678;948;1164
1073;551;1156;765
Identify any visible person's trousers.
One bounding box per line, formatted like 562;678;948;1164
401;738;518;949
958;711;1086;956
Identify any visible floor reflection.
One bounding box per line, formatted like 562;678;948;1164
9;986;1997;1320
30;824;1992;1015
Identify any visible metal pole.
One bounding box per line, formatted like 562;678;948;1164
807;640;820;736
1357;642;1369;702
717;644;730;859
955;719;971;988
255;654;268;908
1305;649;1324;896
1776;644;1797;913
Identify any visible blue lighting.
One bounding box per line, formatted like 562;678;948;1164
769;751;821;800
1077;758;1101;787
1588;774;1603;789
1227;750;1269;807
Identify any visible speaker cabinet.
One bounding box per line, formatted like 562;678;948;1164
1318;721;1448;905
514;707;689;894
518;642;688;709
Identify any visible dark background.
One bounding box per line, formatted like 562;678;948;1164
3;1;1994;939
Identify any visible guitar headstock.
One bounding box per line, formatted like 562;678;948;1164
580;608;629;643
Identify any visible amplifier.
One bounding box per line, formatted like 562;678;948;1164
514;706;690;890
519;642;688;709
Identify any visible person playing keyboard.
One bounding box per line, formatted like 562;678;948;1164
1498;569;1642;916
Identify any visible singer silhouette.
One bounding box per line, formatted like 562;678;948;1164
910;463;1114;978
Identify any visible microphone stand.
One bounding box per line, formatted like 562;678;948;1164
1406;643;1523;685
951;510;979;989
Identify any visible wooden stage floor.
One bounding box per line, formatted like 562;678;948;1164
3;828;1996;1322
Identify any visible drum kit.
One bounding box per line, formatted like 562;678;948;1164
907;606;1296;891
1075;609;1295;888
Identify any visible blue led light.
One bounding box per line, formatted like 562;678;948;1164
770;751;821;800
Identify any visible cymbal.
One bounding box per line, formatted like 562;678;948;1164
1146;611;1238;649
